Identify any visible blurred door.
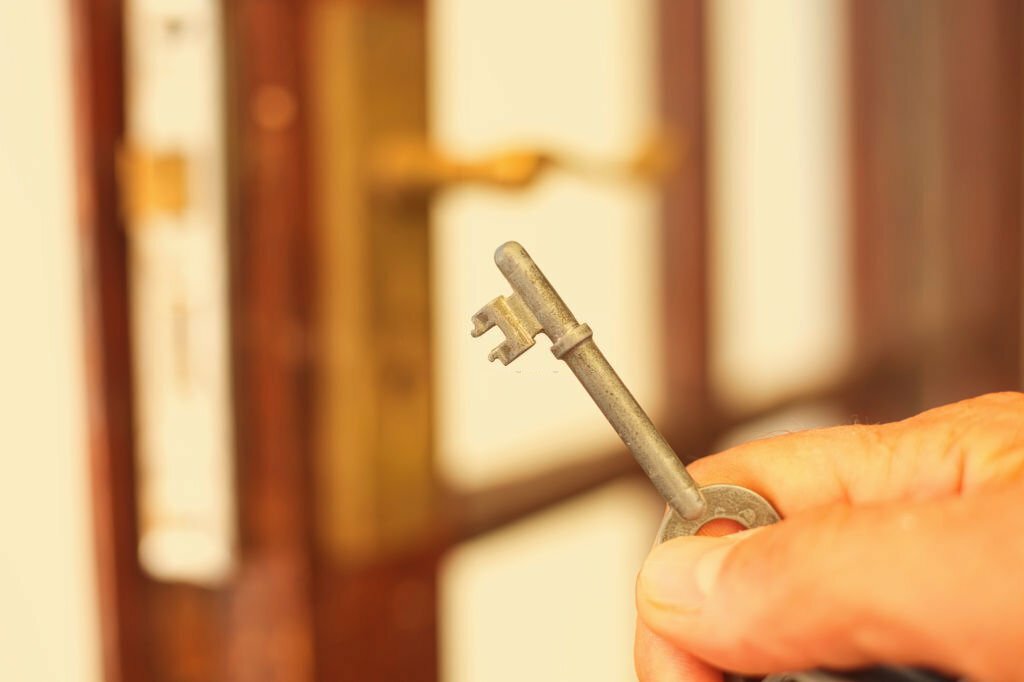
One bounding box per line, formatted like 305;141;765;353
74;0;1023;681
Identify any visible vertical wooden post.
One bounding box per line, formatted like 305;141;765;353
849;0;1022;421
658;0;712;443
76;0;323;678
70;1;146;680
223;0;319;678
934;0;1022;401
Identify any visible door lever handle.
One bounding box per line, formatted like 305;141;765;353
371;131;680;195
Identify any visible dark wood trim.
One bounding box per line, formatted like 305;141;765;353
849;0;1022;421
451;447;639;540
936;0;1022;400
314;555;440;681
73;0;321;678
68;1;146;680
223;0;318;678
658;0;712;428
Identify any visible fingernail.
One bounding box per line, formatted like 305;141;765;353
639;529;759;612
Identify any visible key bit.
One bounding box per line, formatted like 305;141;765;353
471;241;708;521
471;294;542;364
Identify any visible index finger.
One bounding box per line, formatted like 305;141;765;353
685;419;952;516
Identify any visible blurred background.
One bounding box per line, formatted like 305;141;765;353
1;0;1020;680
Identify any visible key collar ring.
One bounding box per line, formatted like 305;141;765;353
656;484;780;543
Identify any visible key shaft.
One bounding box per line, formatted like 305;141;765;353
473;242;707;520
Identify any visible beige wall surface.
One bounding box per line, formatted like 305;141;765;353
441;481;662;682
710;0;851;408
0;2;101;680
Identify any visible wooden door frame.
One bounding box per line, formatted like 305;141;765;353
70;1;144;680
848;0;1023;420
72;0;921;679
72;0;319;679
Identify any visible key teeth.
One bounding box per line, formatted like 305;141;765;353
470;303;510;363
488;338;530;365
470;294;538;365
470;312;495;338
487;345;512;365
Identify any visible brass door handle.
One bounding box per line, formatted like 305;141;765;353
372;131;681;195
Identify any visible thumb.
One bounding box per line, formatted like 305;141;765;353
636;491;1020;680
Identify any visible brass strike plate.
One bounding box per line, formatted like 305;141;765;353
117;145;189;223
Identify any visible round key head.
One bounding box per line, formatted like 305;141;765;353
656;484;780;543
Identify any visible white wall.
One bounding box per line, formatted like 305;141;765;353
441;481;661;682
0;2;102;680
430;0;664;489
709;0;850;409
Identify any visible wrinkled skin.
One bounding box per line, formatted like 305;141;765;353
635;392;1024;682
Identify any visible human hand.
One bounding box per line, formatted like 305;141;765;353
635;392;1024;682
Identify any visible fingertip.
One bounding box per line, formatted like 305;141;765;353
638;533;751;617
636;619;722;682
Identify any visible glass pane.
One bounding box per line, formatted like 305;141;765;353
441;480;661;681
709;0;852;410
430;0;664;488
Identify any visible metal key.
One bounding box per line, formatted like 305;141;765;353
471;245;954;682
471;241;779;537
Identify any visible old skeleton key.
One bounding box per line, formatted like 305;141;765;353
471;243;956;682
470;241;779;539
